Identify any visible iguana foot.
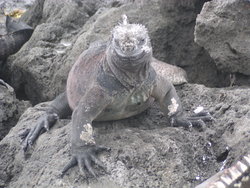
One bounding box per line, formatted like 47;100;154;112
188;110;214;124
171;110;213;130
61;145;111;178
19;112;58;151
0;79;8;88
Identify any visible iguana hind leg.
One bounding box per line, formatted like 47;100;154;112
151;57;187;85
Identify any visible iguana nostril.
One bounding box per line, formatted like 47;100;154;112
127;46;135;52
122;44;135;52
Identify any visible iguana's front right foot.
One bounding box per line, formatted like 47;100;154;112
61;145;110;178
19;112;58;151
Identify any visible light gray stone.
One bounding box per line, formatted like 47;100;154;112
195;0;250;76
0;82;30;141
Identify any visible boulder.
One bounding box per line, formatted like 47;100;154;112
0;82;30;141
195;0;250;76
0;83;249;187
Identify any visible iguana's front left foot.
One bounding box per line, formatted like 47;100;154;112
61;145;110;178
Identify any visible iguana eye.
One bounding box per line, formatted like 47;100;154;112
138;38;145;45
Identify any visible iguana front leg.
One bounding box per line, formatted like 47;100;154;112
62;87;112;177
20;92;72;151
152;75;212;128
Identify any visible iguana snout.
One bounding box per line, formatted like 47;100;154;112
120;38;136;53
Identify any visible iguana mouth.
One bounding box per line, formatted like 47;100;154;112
114;48;149;66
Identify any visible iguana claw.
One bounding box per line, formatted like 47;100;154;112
19;112;58;152
61;145;110;178
171;109;213;130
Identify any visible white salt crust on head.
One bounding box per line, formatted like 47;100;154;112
111;14;149;42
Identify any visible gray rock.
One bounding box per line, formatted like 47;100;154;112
178;84;250;161
0;0;35;15
2;0;228;104
195;0;250;76
0;83;249;188
0;82;30;141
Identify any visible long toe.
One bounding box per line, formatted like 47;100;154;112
19;129;31;141
90;154;108;173
190;119;206;131
61;157;77;177
78;158;87;177
95;145;111;153
84;158;97;178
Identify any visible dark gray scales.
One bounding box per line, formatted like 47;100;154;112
0;16;33;60
20;15;213;179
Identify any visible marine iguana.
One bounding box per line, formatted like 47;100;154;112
0;15;33;60
20;15;212;178
0;16;33;87
196;154;250;188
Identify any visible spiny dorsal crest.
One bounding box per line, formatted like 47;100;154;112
112;14;149;40
122;14;128;25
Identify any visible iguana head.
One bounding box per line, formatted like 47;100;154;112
111;15;152;58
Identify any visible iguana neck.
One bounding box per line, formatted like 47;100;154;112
105;46;152;90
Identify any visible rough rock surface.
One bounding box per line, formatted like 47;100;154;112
1;0;228;105
195;0;250;77
0;84;249;188
0;0;35;14
0;83;30;141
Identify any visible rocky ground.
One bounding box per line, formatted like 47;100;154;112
0;0;249;188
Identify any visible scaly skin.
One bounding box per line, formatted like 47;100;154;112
21;15;212;178
0;16;33;60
